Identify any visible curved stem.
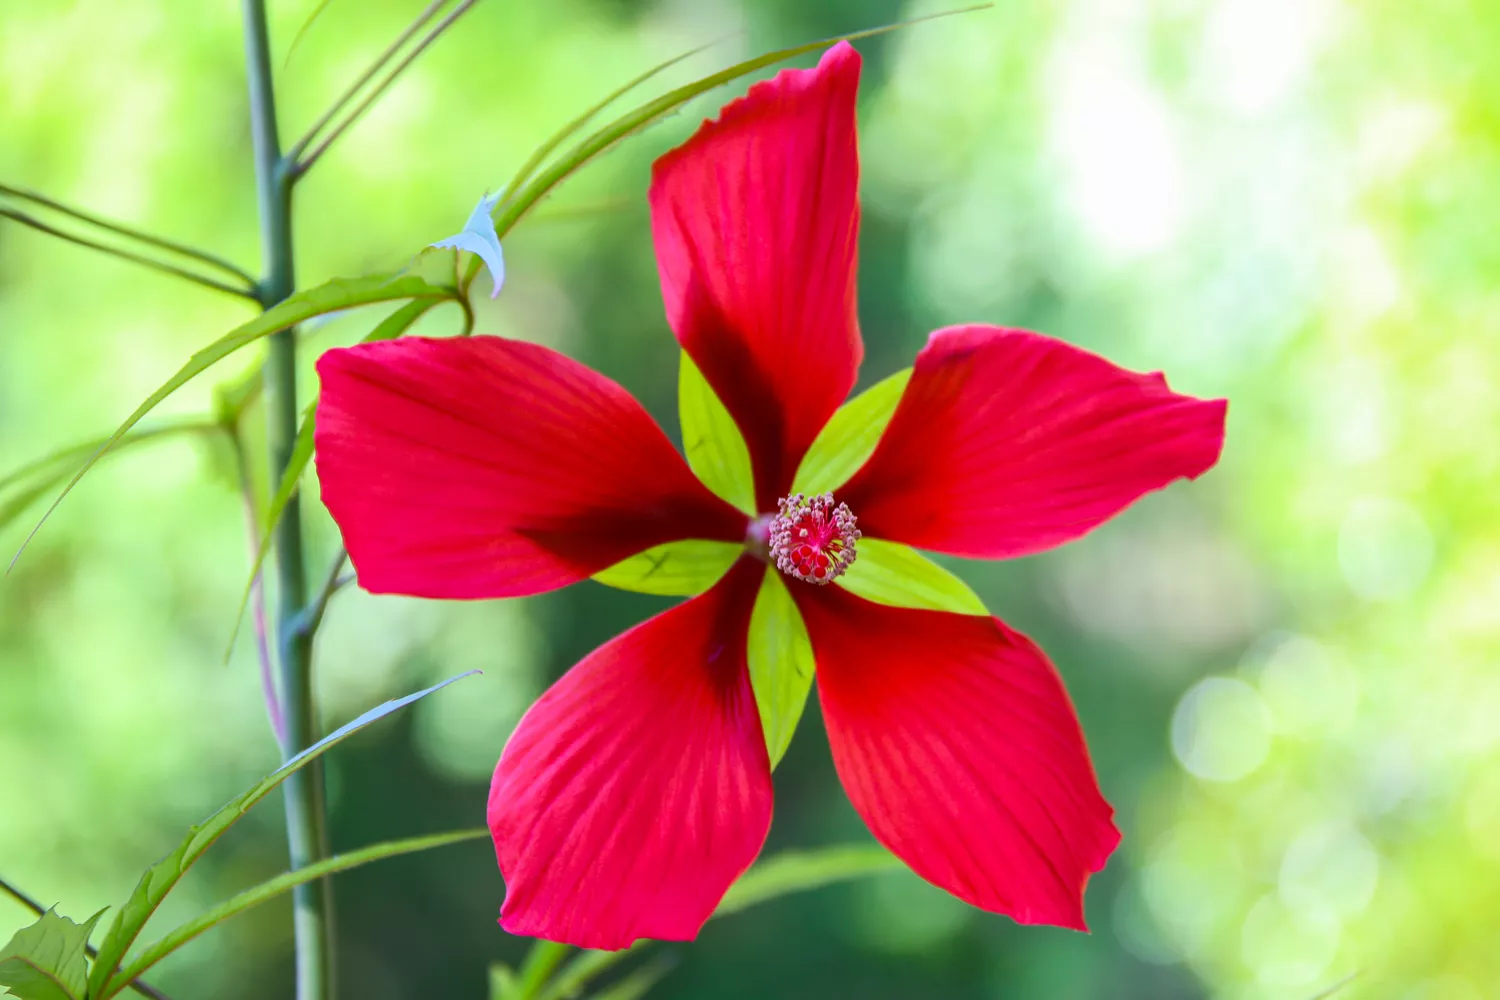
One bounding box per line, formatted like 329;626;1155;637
241;2;335;998
226;429;286;746
0;182;258;285
292;0;480;176
0;208;259;300
286;0;451;163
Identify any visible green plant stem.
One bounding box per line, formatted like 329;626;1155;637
0;207;259;300
227;428;286;746
0;875;177;1000
0;182;258;285
292;0;480;176
293;547;350;640
241;2;335;999
286;0;451;162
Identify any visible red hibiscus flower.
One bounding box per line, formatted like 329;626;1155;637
313;42;1226;951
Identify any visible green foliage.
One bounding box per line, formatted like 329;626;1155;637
746;568;816;768
791;368;911;496
226;296;440;655
105;829;487;995
590;540;740;597
529;844;903;1000
0;909;104;1000
498;36;727;213
11;274;452;568
0;421;218;532
86;671;477;1000
677;352;755;514
713;845;900;918
584;957;675;1000
483;5;991;251
496;941;569;1000
836;539;987;615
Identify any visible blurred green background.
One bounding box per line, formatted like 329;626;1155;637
3;0;1497;997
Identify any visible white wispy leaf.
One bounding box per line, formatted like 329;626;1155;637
431;191;504;299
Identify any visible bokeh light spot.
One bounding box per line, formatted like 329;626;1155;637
1172;677;1272;782
1239;894;1342;988
1338;496;1434;601
1278;820;1379;919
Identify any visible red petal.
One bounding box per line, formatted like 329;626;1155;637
794;585;1121;929
489;558;771;949
315;337;747;599
840;325;1227;558
650;42;863;511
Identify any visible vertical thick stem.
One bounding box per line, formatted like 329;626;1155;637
242;2;335;998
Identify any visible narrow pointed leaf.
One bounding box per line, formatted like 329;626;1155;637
86;671;477;999
432;193;504;298
836;538;987;615
0;419;218;496
533;949;634;1000
537;844;902;1000
471;3;991;281
226;298;438;659
499;36;728;205
714;844;901;917
0;909;105;1000
1;421;219;533
585;956;676;1000
746;568;815;767
488;964;519;1000
103;828;486;997
678;351;755;514
11;274;451;569
792;368;911;496
284;0;337;68
504;941;569;1000
591;539;740;596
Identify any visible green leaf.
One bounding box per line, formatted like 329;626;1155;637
480;4;992;258
0;418;218;497
678;352;755;514
836;538;987;615
10;274;452;570
487;964;518;1000
360;297;441;345
498;36;726;210
86;671;478;1000
0;909;105;1000
532;949;631;1000
502;941;569;1000
585;956;676;1000
791;368;911;496
591;540;740;597
746;569;815;768
714;844;902;918
0;421;220;534
104;828;486;996
535;844;901;1000
283;0;336;68
226;298;438;659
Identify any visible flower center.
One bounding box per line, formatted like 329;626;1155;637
768;493;860;585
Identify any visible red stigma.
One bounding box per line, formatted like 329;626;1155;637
768;493;860;585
